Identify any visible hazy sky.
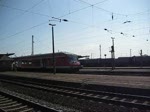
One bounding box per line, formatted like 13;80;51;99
0;0;150;58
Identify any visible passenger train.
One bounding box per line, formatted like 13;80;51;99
12;52;82;72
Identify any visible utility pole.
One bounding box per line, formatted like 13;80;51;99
31;35;34;55
140;49;143;56
111;37;115;59
49;17;68;74
104;54;107;68
140;49;143;68
130;49;132;57
99;45;101;59
111;37;115;70
49;24;56;74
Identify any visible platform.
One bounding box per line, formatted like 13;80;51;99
80;67;150;75
0;71;150;89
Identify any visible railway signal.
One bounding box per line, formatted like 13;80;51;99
111;37;115;70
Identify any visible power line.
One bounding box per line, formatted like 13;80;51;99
76;0;150;16
0;14;148;43
2;27;149;56
0;26;91;51
0;4;50;17
0;0;149;42
0;15;148;44
69;18;150;38
0;0;149;57
59;0;110;18
0;0;46;36
0;0;45;14
59;5;91;18
75;0;109;6
0;0;148;29
2;24;149;49
0;1;92;35
0;20;48;41
76;0;127;16
0;2;93;22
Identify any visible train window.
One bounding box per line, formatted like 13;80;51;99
29;62;32;64
68;55;78;62
21;60;28;65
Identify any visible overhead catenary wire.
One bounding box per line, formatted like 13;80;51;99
0;0;149;57
76;0;127;16
74;0;110;6
76;0;150;16
0;4;50;18
0;0;148;29
0;20;48;41
59;0;111;18
5;27;149;57
0;11;148;44
0;0;46;36
0;13;148;43
0;1;94;40
11;31;150;57
2;24;149;52
0;25;91;51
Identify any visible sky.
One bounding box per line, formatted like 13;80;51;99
0;0;150;58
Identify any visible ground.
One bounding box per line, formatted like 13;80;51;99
1;71;150;89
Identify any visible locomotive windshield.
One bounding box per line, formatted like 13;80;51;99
68;55;78;62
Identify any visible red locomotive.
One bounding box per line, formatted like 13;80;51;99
13;52;82;72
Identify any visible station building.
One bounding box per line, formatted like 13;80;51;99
0;53;14;71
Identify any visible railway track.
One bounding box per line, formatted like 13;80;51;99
0;89;60;112
0;78;150;110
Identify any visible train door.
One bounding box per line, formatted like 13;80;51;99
42;58;47;68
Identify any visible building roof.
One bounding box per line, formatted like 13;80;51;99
0;53;14;57
13;52;81;59
0;54;14;61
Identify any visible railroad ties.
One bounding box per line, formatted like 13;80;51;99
0;94;34;112
0;90;60;112
0;78;150;110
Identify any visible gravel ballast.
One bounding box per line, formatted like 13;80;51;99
0;81;149;112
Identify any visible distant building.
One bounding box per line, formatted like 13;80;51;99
0;53;14;71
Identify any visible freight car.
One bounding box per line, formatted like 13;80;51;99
12;52;82;72
80;56;150;67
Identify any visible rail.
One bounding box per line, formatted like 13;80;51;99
0;78;150;110
0;89;60;112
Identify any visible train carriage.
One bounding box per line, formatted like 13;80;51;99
13;52;82;72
